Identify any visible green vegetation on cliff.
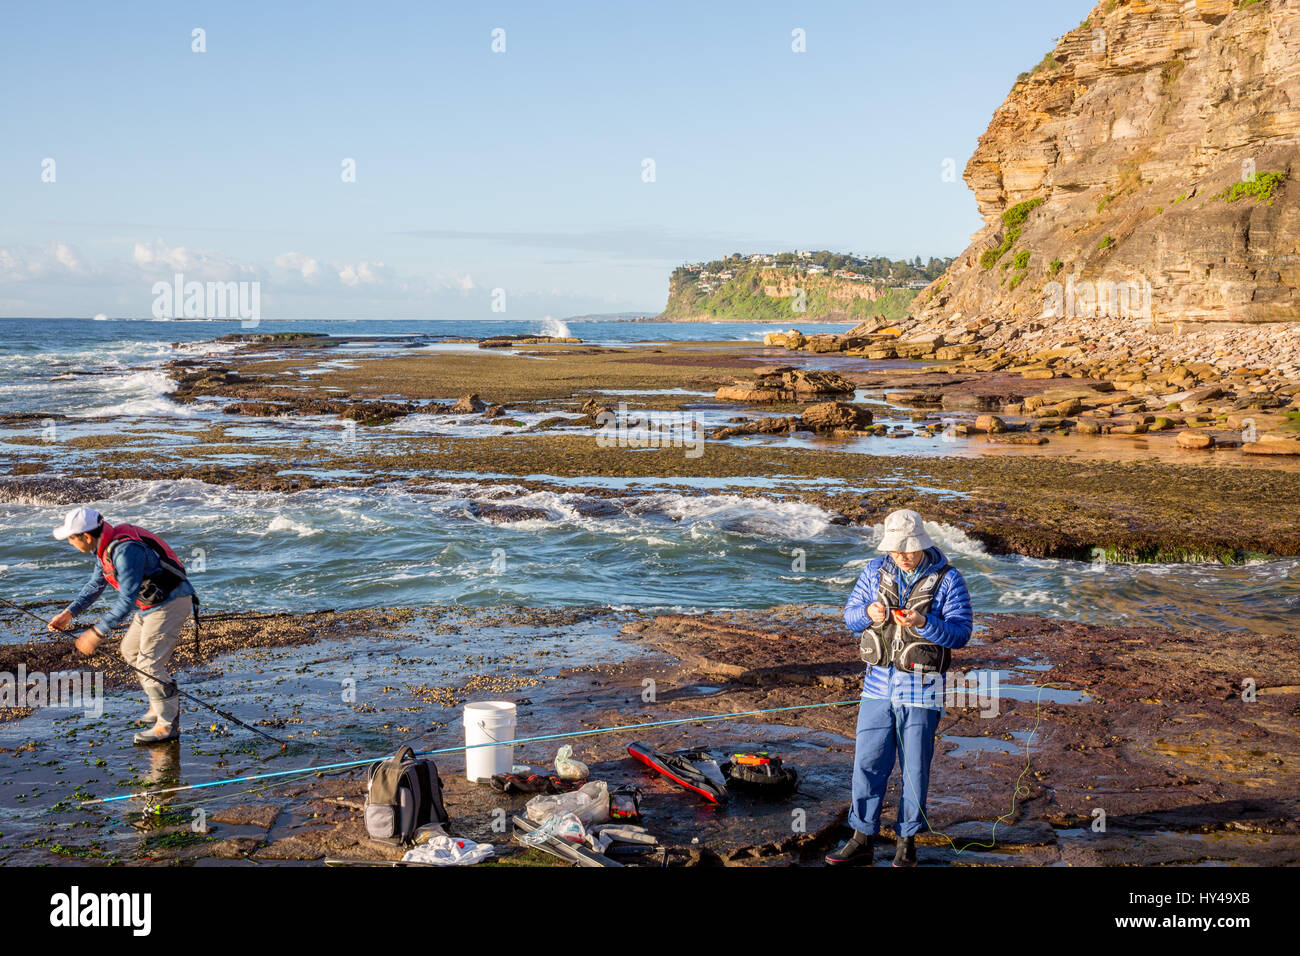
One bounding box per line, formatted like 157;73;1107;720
980;197;1043;269
1213;170;1287;205
659;250;951;322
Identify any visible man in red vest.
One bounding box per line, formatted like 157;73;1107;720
48;507;197;745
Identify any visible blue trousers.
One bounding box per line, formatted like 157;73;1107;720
849;694;941;837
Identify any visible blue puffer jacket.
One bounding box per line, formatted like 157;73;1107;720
844;545;973;650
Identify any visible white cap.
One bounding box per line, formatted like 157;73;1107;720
53;507;103;540
877;509;934;553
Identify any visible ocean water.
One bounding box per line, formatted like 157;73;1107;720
0;318;1296;636
0;317;843;419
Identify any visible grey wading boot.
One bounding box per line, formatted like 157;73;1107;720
133;723;179;745
134;698;180;745
825;831;875;866
893;835;917;867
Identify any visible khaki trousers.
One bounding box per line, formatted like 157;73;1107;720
120;594;192;729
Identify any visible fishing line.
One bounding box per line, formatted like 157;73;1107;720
0;596;287;748
82;698;866;805
73;680;1068;865
877;679;1062;857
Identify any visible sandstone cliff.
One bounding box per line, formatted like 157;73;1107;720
913;0;1299;330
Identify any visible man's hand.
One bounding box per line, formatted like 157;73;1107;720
48;609;73;632
74;629;102;656
866;601;888;625
894;609;927;629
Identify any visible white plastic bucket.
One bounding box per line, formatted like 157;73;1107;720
464;701;517;782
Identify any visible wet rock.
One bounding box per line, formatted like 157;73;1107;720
715;368;855;404
710;416;801;439
1243;438;1300;456
340;401;413;425
988;434;1049;445
974;414;1007;434
800;401;873;432
468;502;551;523
209;804;282;828
450;394;488;414
1177;430;1215;450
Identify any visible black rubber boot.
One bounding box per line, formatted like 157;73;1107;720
892;835;917;867
825;831;875;866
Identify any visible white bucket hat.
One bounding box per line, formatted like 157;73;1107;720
52;506;102;540
877;509;934;553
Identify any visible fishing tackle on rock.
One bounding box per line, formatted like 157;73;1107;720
82;698;864;806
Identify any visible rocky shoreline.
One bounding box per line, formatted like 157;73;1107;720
4;603;1293;866
758;319;1300;455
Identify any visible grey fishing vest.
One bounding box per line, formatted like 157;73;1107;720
859;560;953;674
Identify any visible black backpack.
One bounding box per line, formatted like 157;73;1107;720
364;746;450;845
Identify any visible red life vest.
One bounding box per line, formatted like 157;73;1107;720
96;522;188;609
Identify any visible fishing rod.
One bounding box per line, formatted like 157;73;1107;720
83;697;864;805
0;595;287;750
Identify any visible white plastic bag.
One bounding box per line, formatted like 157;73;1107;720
525;780;610;827
520;812;587;847
554;744;590;781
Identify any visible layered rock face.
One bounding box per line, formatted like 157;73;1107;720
913;0;1299;330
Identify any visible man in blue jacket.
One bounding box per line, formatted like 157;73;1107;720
827;509;973;867
46;507;197;745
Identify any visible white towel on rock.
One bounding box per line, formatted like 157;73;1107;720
401;834;494;866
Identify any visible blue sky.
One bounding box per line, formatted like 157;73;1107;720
0;0;1090;319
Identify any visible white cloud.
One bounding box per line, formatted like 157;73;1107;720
0;242;94;284
336;261;387;287
131;239;255;279
274;252;321;282
52;242;83;271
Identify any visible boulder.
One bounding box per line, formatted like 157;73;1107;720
974;414;1007;434
784;368;857;398
844;318;889;337
906;332;945;348
803;334;846;353
800;401;873;432
710;416;801;439
715;385;790;403
1177;431;1214;450
1179;385;1224;412
715;367;855;404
